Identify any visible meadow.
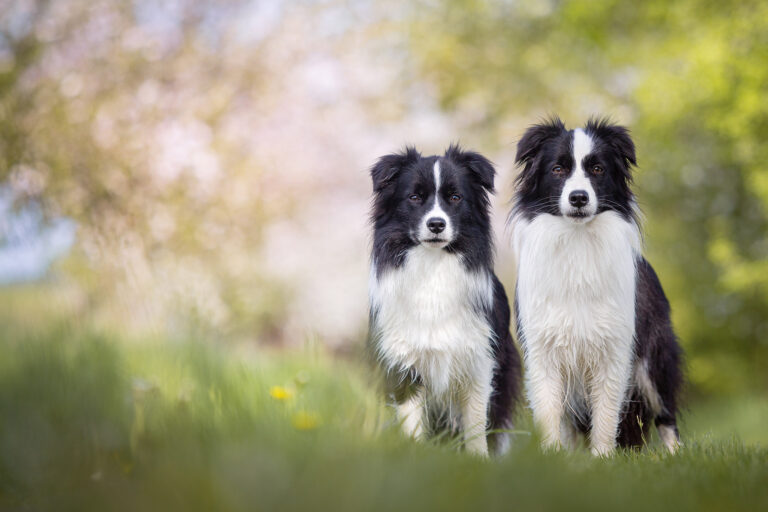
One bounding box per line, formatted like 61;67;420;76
2;1;768;510
1;287;766;512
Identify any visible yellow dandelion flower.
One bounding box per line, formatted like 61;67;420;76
269;385;294;401
292;411;321;430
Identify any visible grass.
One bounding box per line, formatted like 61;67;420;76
1;290;766;511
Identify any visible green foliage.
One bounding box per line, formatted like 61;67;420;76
0;299;767;511
2;1;766;395
406;0;768;394
0;0;293;336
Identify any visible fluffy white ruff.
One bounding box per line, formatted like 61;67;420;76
370;245;496;455
512;210;641;456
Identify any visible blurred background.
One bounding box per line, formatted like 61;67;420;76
2;0;767;438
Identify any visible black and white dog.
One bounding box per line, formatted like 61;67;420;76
510;118;683;456
368;145;521;457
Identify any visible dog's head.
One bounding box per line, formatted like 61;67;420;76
514;117;636;223
370;145;495;251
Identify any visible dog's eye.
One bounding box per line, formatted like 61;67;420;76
449;194;462;203
552;165;565;175
409;194;422;202
591;165;604;175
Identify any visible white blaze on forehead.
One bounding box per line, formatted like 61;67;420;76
572;128;593;170
428;159;446;218
418;158;454;244
560;128;597;218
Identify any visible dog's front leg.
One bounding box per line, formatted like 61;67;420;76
461;361;493;457
397;385;426;440
589;345;633;456
461;388;490;457
527;354;565;450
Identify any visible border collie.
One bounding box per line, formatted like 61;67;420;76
510;118;683;456
368;145;522;457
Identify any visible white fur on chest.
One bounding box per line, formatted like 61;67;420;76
513;211;641;363
370;247;494;396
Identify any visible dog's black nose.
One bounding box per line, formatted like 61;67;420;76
568;190;589;208
427;217;446;234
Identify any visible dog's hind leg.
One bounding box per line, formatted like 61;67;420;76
487;334;522;456
651;347;683;454
656;418;680;453
652;348;683;453
617;388;653;450
631;356;680;453
635;258;684;453
488;420;512;457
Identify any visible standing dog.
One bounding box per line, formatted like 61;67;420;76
368;145;521;457
510;118;683;456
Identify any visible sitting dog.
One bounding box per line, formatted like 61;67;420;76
510;118;683;456
368;145;521;457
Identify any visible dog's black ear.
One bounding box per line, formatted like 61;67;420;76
607;125;636;168
585;118;636;181
444;144;495;192
515;117;565;166
515;117;566;193
370;147;420;192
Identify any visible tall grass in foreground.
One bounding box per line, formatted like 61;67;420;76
0;306;766;510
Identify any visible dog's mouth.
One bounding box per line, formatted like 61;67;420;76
422;237;448;246
564;207;595;222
